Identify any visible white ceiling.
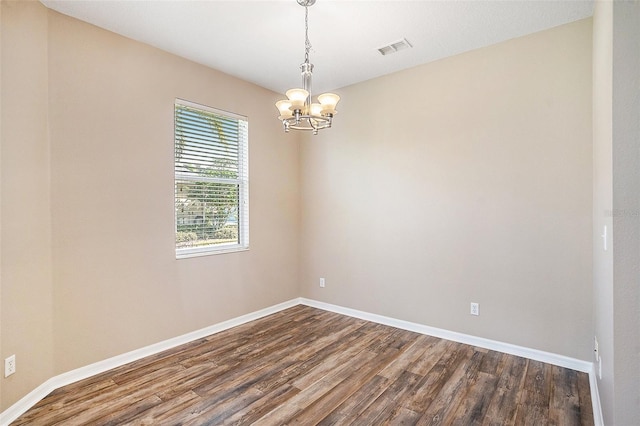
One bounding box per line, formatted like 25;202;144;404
40;0;594;95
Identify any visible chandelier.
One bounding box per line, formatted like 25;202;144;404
275;0;340;135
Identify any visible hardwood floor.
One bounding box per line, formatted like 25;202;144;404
12;305;593;425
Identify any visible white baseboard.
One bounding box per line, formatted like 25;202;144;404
313;300;606;424
0;298;300;426
300;298;602;424
1;297;602;426
300;298;593;372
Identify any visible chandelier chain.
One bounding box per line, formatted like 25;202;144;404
304;6;311;64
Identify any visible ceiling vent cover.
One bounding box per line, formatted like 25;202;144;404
377;38;413;56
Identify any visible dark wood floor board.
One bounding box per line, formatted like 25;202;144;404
403;342;475;414
346;392;401;425
49;385;161;425
179;331;289;370
288;325;386;390
249;377;334;425
123;390;202;425
287;349;400;425
379;334;440;379
45;373;117;399
577;369;594;425
222;384;300;425
350;336;439;424
368;327;421;354
206;309;305;344
11;306;594;426
255;349;381;425
414;348;484;425
189;322;370;422
481;355;529;426
191;318;367;401
94;394;163;426
174;335;257;367
181;306;327;371
190;350;295;400
386;406;423;425
325;337;440;425
13;378;121;425
209;317;309;362
406;337;452;377
180;386;264;426
451;371;499;425
296;338;415;425
152;361;219;401
13;377;118;423
60;362;191;424
549;366;582;426
365;325;405;353
353;370;425;425
316;374;391;425
111;363;186;389
188;315;343;396
478;349;506;376
207;305;316;343
95;337;212;386
513;360;553;425
384;369;425;406
151;372;263;425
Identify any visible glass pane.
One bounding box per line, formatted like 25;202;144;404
175;106;240;178
175;179;240;248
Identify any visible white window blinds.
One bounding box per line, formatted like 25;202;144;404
175;99;249;257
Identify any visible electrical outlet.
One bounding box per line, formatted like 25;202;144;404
470;302;479;316
319;278;325;288
5;355;16;377
594;336;599;361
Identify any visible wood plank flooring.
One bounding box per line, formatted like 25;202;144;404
12;305;594;425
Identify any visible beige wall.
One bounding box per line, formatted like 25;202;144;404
593;2;640;423
1;0;55;410
47;11;301;373
300;19;593;360
1;2;301;409
610;2;640;423
592;0;614;421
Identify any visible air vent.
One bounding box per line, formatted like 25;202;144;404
377;38;413;56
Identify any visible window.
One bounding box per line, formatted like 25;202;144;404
174;99;249;258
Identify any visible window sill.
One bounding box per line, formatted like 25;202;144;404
176;245;249;259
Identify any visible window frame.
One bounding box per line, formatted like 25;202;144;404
174;99;249;259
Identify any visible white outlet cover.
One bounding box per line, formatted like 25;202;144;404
5;354;16;377
470;303;479;316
